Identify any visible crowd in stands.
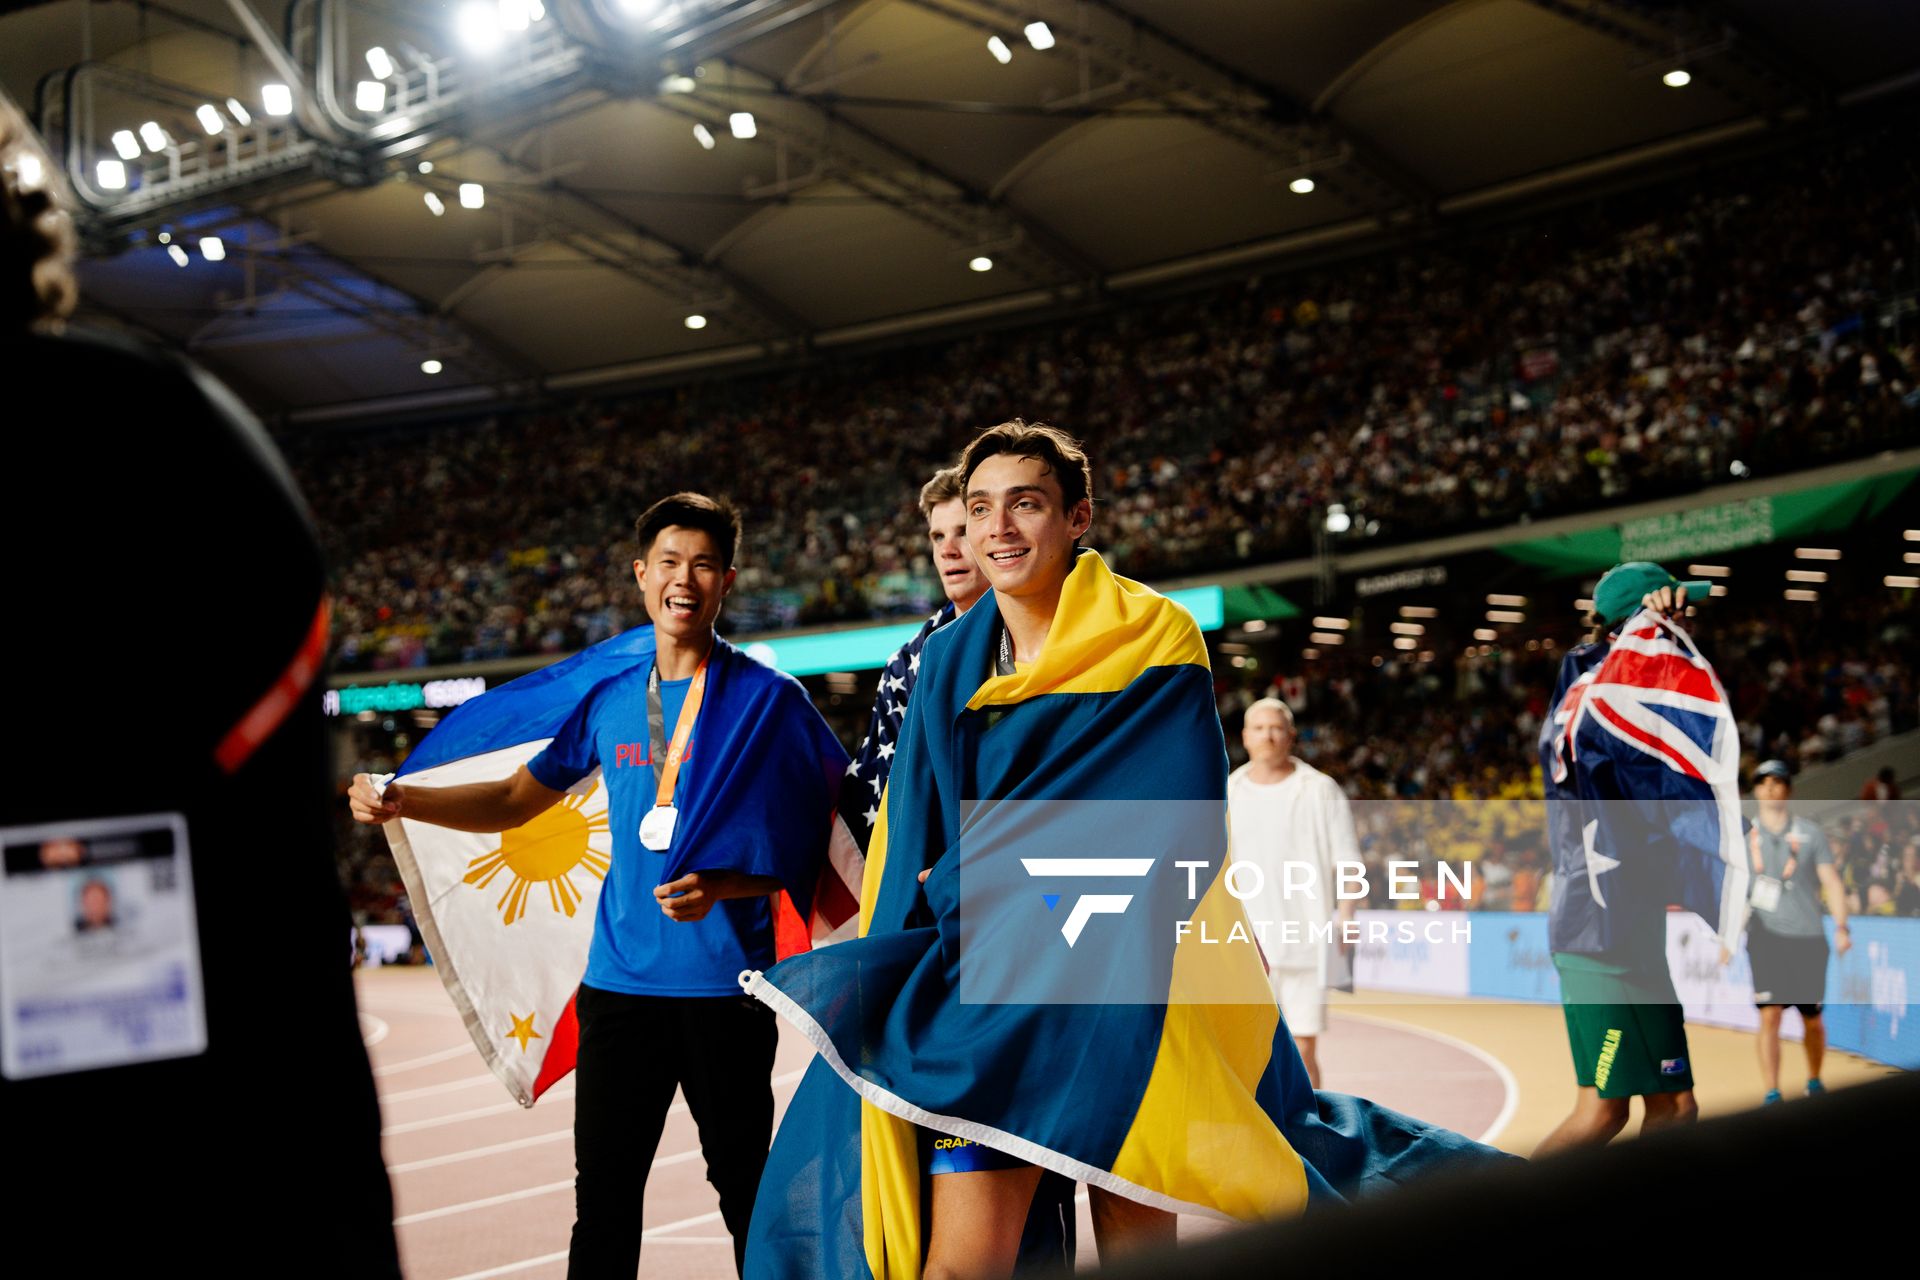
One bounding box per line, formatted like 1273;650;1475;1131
290;123;1920;673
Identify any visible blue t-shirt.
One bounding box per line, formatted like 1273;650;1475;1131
526;666;775;996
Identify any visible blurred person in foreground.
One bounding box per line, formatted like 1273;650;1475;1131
0;91;398;1272
1535;563;1750;1155
1740;760;1850;1103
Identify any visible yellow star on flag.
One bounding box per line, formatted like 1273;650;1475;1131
505;1011;543;1052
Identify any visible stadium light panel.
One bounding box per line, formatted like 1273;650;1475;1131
1663;68;1691;88
1324;507;1351;533
1024;22;1055;50
421;359;443;375
661;74;698;95
1784;589;1818;602
1573;598;1593;612
158;231;171;243
457;1;505;52
1486;594;1527;607
1907;552;1920;565
1310;617;1349;630
139;121;168;152
1785;569;1827;583
1473;628;1497;642
729;112;757;139
225;98;252;126
1689;564;1730;577
1486;610;1525;623
1308;632;1345;646
200;236;226;262
1289;177;1315;195
1794;547;1841;560
1390;622;1424;636
500;0;532;33
1887;576;1920;589
262;84;293;116
1241;619;1267;633
167;244;190;267
693;123;716;150
685;314;708;330
1710;584;1728;597
459;182;485;209
1302;648;1320;661
16;152;42;188
95;159;127;190
424;191;446;216
356;80;387;113
110;130;141;161
366;47;396;79
1394;637;1417;651
1399;606;1438;618
987;36;1013;64
419;161;434;174
196;104;224;134
969;256;993;273
1907;530;1920;541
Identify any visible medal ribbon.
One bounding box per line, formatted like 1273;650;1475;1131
648;656;709;810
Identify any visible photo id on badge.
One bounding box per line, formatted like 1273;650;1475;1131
0;812;208;1080
1749;875;1784;913
639;804;679;851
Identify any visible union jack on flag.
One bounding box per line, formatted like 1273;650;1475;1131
1552;608;1751;954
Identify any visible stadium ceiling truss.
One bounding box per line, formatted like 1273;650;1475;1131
10;0;1911;414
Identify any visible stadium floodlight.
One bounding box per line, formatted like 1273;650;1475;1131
1907;552;1920;565
1710;584;1728;597
459;182;485;209
969;256;993;273
1487;609;1525;623
419;160;434;174
531;0;547;20
226;98;252;126
1907;530;1920;541
366;47;396;79
1887;576;1920;589
262;83;293;116
424;191;446;216
987;35;1013;64
421;359;443;375
196;104;224;134
16;152;42;189
1241;619;1268;633
356;81;387;113
158;231;172;243
1794;547;1841;560
1394;637;1417;651
619;0;658;15
1289;176;1315;195
729;111;757;139
1689;564;1730;577
1024;21;1055;50
692;123;716;150
139;121;168;152
1311;617;1349;630
167;244;190;267
111;130;141;160
1663;68;1691;88
95;158;127;190
1473;628;1498;641
1308;632;1345;646
1784;589;1818;602
1400;605;1438;618
1302;648;1321;660
1390;622;1424;636
500;0;533;33
457;1;505;53
1785;570;1828;584
1487;593;1527;607
685;314;708;330
200;236;226;262
660;74;697;94
1324;503;1351;534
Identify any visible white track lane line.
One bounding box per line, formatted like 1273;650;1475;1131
360;1013;391;1048
1329;1009;1521;1145
388;1129;572;1175
427;1201;720;1280
372;1043;475;1077
380;1072;500;1104
382;1089;575;1137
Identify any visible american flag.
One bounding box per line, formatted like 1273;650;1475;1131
1549;609;1750;954
837;602;956;852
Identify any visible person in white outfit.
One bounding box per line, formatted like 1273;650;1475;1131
1227;697;1359;1088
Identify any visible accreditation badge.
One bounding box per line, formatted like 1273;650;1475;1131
639;804;680;852
1749;875;1784;913
0;813;208;1080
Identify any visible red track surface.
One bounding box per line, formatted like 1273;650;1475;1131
360;968;1511;1278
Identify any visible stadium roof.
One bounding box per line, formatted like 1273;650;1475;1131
4;0;1916;419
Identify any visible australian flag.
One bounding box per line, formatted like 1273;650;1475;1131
837;602;957;852
1545;609;1750;956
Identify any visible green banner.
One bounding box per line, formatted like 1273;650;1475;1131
1222;583;1302;624
1497;470;1918;575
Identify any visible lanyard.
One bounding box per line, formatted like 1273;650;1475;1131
647;656;708;810
1748;822;1801;880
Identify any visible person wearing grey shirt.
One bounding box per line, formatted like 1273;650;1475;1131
1742;760;1852;1104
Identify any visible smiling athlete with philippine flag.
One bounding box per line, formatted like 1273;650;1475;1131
349;493;859;1279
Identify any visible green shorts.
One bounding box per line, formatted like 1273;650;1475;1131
1554;953;1694;1099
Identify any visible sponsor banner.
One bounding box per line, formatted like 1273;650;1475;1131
1350;909;1472;997
352;924;415;967
1466;911;1560;1002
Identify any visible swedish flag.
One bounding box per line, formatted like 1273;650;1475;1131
743;552;1506;1277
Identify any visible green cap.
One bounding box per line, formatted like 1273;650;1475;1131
1592;561;1711;625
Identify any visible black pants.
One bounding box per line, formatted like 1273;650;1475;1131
567;985;779;1279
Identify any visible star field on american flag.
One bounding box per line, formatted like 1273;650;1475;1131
836;602;956;852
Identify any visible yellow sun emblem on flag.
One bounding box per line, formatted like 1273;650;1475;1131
464;784;612;924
